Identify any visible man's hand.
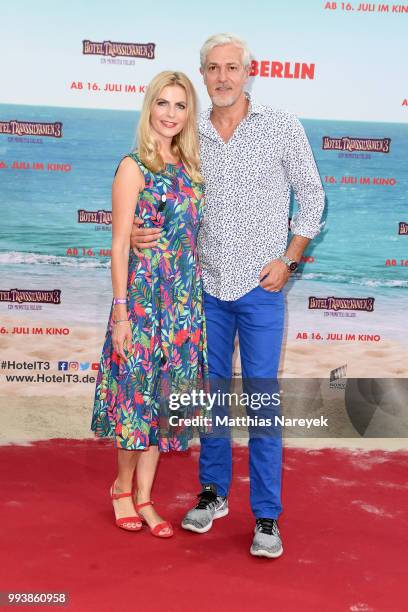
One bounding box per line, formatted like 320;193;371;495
259;259;290;292
130;217;162;254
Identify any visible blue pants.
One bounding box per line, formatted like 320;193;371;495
199;286;285;519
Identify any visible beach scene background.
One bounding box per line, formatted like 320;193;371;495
1;105;406;336
0;0;407;443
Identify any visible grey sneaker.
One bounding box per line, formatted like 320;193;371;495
250;518;283;558
181;484;228;533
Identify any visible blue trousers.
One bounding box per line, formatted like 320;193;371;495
199;286;285;519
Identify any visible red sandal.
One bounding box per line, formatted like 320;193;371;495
135;501;174;538
110;481;142;532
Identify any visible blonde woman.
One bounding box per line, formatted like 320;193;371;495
91;71;208;538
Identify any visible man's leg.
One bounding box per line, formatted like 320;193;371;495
235;286;285;556
199;291;237;495
181;291;236;533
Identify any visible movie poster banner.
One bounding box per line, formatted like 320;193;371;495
0;1;407;440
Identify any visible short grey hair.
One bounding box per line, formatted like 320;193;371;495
200;33;251;69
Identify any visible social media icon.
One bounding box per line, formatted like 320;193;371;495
91;362;99;371
69;361;79;370
58;361;68;371
80;362;89;370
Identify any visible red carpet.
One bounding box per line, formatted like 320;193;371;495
1;440;406;611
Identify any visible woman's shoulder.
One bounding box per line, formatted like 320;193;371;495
113;153;147;189
114;151;148;177
122;150;148;171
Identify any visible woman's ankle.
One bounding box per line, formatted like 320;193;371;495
135;489;152;504
114;477;134;493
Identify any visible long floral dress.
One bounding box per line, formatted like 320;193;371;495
91;152;209;451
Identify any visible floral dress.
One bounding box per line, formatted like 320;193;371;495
91;152;209;451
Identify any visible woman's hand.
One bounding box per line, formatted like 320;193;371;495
112;321;133;360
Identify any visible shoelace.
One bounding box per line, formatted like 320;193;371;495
195;491;217;510
256;518;278;536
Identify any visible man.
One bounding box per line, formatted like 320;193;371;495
131;33;325;558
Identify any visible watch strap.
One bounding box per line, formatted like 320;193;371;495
279;255;298;271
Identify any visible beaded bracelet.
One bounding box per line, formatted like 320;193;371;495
113;319;130;325
113;298;127;305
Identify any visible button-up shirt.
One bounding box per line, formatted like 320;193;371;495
197;93;325;301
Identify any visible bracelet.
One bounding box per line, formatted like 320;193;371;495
113;298;127;305
113;319;130;325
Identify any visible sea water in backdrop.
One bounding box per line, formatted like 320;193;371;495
0;104;407;344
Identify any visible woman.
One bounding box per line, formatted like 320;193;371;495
91;71;209;538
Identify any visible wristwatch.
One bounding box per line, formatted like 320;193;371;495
279;255;298;272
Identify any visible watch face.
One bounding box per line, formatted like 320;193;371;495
289;261;298;272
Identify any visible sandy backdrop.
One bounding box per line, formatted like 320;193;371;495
1;315;407;449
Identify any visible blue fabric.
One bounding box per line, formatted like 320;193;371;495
199;286;285;518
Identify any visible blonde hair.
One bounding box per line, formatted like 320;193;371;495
136;71;203;183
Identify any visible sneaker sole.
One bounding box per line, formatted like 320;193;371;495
250;545;283;559
181;506;229;534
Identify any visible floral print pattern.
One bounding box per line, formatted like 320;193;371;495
91;153;209;451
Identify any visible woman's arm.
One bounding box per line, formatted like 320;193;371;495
110;157;144;359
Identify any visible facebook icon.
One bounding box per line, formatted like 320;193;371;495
58;361;69;371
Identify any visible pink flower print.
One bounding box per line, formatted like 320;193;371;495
134;303;146;317
171;348;183;367
191;328;201;345
134;391;144;405
174;329;190;346
169;438;182;451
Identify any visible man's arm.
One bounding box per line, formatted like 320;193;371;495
259;234;310;292
283;113;325;240
260;114;325;292
285;234;310;263
130;219;161;254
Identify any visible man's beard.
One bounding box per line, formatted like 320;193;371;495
211;90;239;108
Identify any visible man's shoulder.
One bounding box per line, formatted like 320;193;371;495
197;103;300;139
198;108;213;140
256;104;298;126
199;107;210;119
198;107;211;126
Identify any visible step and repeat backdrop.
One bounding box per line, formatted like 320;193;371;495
0;0;407;429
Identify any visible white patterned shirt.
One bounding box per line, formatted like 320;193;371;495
197;93;325;301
